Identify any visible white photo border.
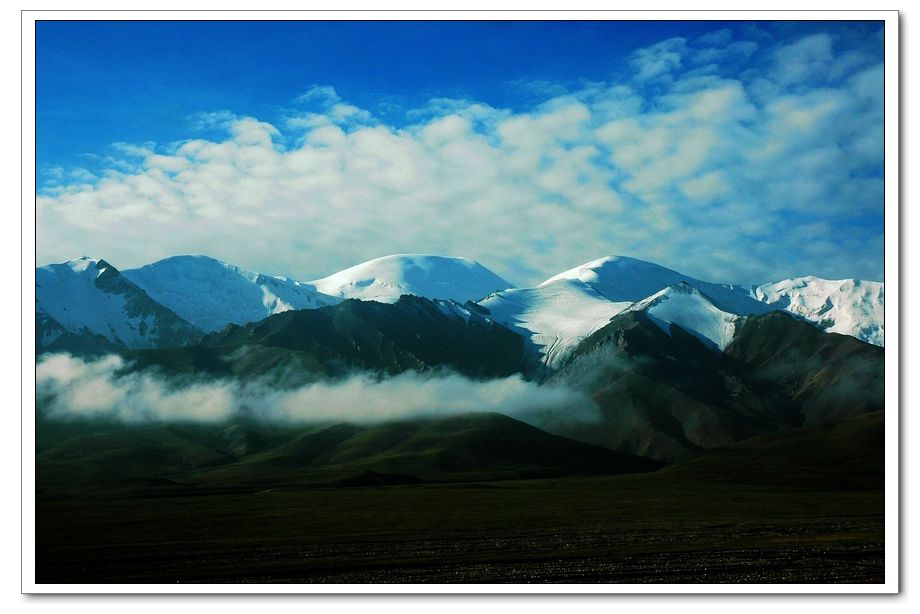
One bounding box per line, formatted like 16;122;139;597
20;8;901;595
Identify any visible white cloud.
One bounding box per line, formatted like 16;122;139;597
36;32;885;286
36;353;237;423
189;109;239;130
770;33;834;86
630;37;687;82
694;29;733;48
328;102;373;124
295;84;341;105
36;354;598;426
680;171;730;203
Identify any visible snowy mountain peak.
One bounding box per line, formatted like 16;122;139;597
633;281;706;306
540;256;695;302
540;255;770;317
652;280;697;295
477;277;633;372
150;254;223;265
541;255;883;346
36;257;200;351
629;283;740;351
140;254;252;278
310;254;514;304
63;256;105;274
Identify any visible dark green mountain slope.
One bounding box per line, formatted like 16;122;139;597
657;411;884;491
725;311;884;424
548;310;883;462
215;413;664;484
125;295;526;382
36;413;664;499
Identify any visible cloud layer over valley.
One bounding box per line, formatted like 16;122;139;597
36;353;599;426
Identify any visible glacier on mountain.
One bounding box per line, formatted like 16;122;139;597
478;279;632;372
749;276;884;346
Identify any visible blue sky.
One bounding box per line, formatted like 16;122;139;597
35;20;750;168
36;20;886;286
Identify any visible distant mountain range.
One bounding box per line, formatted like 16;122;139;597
34;252;885;471
35;252;884;359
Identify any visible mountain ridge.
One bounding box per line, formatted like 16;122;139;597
36;253;885;358
123;255;342;333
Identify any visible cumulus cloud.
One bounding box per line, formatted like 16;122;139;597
36;354;599;426
630;37;687;82
36;27;885;286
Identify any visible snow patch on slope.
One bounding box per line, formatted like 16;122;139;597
311;254;513;304
478;278;632;369
629;283;740;350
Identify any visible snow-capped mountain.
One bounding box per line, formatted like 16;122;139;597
548;256;884;346
627;282;741;351
478;256;767;369
477;255;884;369
542;256;770;315
123;255;342;333
35;252;885;360
310;254;513;304
749;277;884;346
36;257;201;351
478;279;632;371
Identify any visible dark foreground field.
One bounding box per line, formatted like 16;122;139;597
36;476;883;584
35;412;885;584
